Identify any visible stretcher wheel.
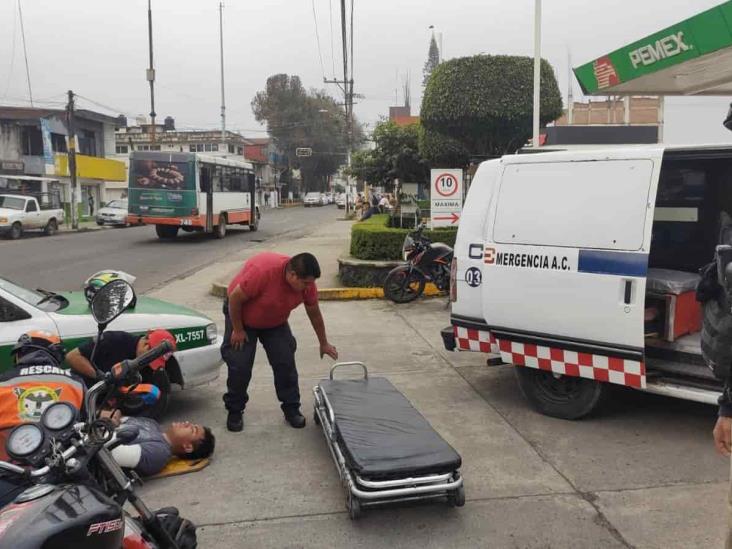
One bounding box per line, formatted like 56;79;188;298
346;493;361;520
447;485;465;507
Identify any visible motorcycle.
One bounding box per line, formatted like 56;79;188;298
0;279;195;548
383;223;454;303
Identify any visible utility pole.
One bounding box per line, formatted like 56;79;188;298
532;0;542;149
324;0;354;210
66;90;79;230
147;0;157;143
219;2;227;151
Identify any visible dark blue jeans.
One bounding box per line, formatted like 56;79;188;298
221;301;300;415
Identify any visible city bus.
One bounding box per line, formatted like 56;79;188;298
127;151;260;239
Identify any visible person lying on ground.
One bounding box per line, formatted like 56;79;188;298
101;410;215;477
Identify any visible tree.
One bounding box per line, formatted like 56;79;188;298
423;35;440;88
420;55;563;164
252;74;354;191
417;126;470;169
347;120;429;189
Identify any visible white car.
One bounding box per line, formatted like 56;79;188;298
335;193;346;208
0;277;222;413
304;192;323;207
96;199;129;227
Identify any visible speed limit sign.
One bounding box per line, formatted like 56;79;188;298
430;169;463;228
434;173;459;197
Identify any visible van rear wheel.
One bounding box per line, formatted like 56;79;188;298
514;367;604;420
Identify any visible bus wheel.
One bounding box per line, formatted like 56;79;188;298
514;367;605;420
249;209;259;232
155;225;179;239
215;214;227;239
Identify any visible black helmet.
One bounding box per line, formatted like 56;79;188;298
11;330;66;365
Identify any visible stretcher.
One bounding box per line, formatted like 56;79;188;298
313;362;465;519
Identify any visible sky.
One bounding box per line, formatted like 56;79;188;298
1;0;731;145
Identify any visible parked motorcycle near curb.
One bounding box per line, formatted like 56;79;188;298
0;279;195;548
383;223;454;303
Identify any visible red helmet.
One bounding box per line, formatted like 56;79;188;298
147;329;176;370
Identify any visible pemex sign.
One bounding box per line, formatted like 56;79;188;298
574;1;732;95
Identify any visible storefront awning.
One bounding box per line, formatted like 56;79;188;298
574;1;732;96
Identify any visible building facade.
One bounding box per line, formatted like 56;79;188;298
0;106;126;218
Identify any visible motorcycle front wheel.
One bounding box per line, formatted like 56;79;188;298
384;266;426;303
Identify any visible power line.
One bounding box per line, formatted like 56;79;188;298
311;0;326;79
1;0;18;102
17;0;33;106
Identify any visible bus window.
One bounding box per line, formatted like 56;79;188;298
247;173;255;192
200;166;212;193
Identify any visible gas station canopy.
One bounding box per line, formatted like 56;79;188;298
574;1;732;96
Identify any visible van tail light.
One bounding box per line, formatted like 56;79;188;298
450;258;457;302
191;208;199;216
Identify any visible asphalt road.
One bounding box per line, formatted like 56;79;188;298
0;205;339;293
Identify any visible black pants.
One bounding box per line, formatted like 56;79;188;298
221;300;300;414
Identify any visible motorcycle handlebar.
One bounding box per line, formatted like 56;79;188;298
123;340;174;377
0;443;79;479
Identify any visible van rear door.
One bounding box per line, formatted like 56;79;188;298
452;160;500;322
481;150;662;386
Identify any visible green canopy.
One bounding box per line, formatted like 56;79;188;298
574;1;732;96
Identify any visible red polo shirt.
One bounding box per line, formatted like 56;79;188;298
227;252;318;329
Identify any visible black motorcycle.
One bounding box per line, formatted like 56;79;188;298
0;279;194;548
384;223;454;303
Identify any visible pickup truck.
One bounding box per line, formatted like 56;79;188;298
0;194;65;239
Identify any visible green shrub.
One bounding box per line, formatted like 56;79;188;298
350;214;457;260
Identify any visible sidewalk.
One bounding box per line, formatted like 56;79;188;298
59;220;106;233
210;216;352;297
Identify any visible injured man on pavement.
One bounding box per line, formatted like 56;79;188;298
101;410;215;477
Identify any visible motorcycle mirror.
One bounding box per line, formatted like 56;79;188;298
90;279;136;329
115;425;140;445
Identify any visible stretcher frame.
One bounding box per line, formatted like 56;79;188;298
312;361;465;519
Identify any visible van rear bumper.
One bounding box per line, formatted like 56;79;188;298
441;326;456;351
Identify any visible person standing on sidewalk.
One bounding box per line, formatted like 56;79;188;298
221;252;338;432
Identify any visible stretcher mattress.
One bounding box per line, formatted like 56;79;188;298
319;377;462;478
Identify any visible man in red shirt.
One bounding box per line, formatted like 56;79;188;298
221;252;338;431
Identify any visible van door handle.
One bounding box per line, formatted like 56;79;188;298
624;280;632;304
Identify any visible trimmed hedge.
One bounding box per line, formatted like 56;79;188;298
350;214;457;260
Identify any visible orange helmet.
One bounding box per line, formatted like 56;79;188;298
11;330;66;364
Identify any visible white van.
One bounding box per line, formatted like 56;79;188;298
442;145;732;419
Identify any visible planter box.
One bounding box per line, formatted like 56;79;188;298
338;256;404;287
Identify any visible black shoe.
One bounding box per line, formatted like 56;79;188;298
227;412;243;432
284;411;306;429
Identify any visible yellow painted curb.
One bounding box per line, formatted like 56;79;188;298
210;282;443;301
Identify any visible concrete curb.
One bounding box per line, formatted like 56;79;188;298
210;281;443;300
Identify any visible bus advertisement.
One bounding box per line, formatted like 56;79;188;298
127;152;260;240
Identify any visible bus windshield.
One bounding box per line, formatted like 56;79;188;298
130;159;194;191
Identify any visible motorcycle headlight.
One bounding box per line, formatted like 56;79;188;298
206;323;218;343
41;402;77;431
7;424;44;460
